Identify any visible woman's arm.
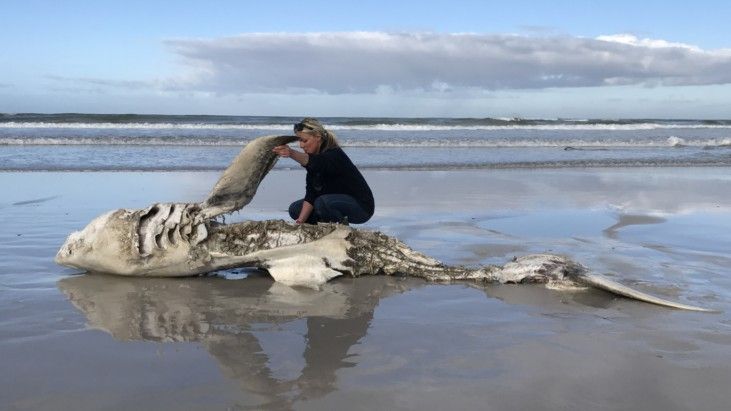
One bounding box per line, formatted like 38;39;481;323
272;145;309;166
296;201;314;224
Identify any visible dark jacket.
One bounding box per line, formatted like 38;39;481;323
304;147;374;216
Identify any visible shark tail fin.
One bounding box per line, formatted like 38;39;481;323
579;273;717;312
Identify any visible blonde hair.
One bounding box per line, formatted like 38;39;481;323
295;117;340;153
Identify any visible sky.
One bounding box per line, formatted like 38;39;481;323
2;0;731;118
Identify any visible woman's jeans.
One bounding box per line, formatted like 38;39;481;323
289;194;371;224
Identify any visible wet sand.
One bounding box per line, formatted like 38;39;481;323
1;168;731;410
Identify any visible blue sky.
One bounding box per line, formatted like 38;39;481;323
2;0;731;118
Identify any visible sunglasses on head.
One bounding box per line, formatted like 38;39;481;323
294;122;313;132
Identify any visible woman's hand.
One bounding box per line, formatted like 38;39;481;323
296;201;314;224
272;145;292;157
273;145;309;166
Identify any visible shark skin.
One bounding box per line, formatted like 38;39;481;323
55;135;716;312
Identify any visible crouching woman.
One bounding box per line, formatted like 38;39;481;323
272;117;374;225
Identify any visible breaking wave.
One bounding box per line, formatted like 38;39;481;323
3;121;731;131
3;136;731;148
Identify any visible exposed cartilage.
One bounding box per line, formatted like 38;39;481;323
178;206;189;239
138;203;172;256
180;216;192;241
190;223;208;246
161;204;185;248
137;202;208;257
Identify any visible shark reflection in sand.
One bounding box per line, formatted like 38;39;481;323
58;274;410;408
55;135;714;311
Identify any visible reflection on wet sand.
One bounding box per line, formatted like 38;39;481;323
56;271;648;408
603;214;666;240
58;274;418;408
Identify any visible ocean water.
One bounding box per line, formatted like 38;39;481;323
2;113;731;171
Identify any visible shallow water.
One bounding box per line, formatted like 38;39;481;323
1;169;731;410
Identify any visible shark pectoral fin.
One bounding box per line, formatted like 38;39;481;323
266;255;343;288
580;274;717;312
209;227;353;288
211;253;344;288
255;228;353;288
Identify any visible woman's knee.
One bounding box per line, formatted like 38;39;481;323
313;196;341;222
313;196;327;211
315;194;372;224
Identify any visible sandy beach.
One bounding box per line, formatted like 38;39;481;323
1;168;731;410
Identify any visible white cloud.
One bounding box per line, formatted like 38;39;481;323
595;34;704;51
163;32;731;94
